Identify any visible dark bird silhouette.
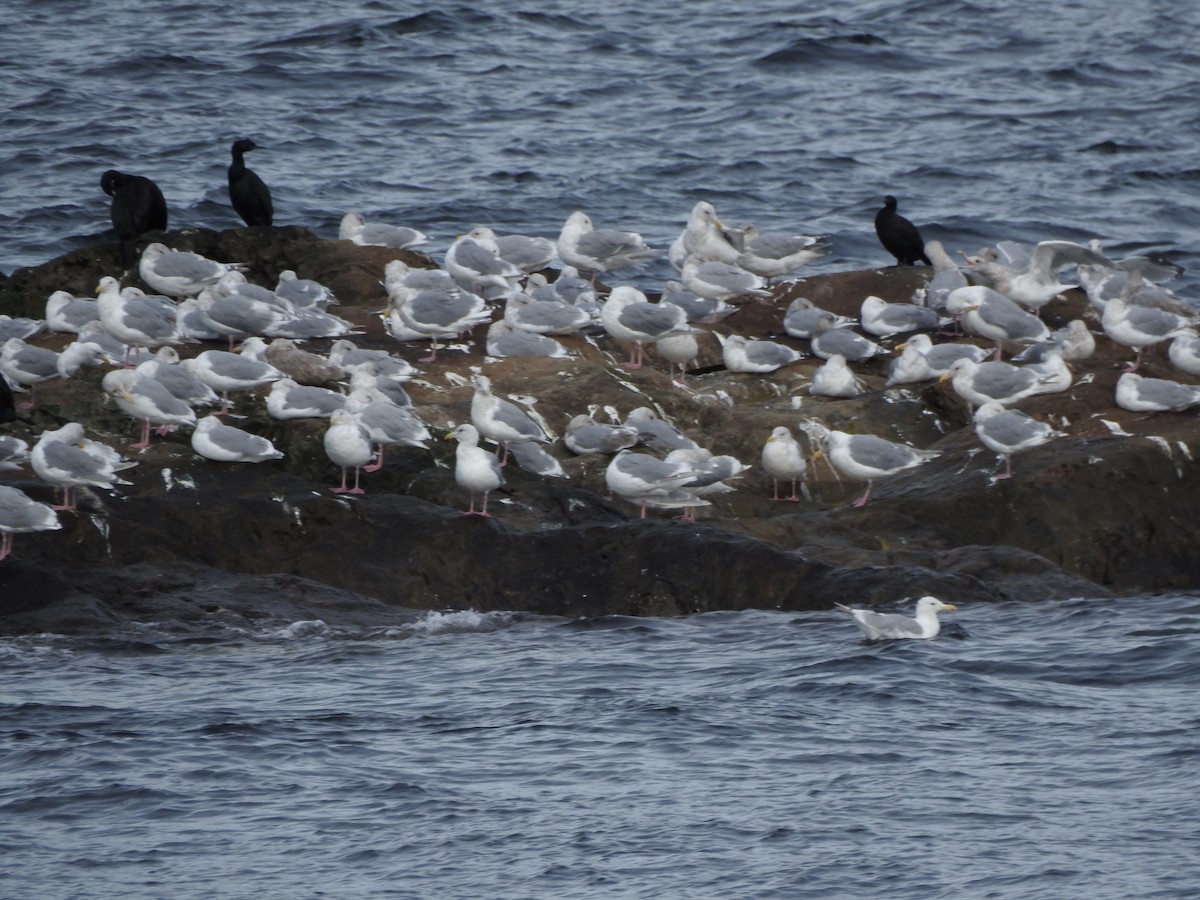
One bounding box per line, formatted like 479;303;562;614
100;169;168;267
228;139;273;227
874;195;931;266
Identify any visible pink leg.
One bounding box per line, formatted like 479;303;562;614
129;419;152;450
850;481;874;508
363;445;385;473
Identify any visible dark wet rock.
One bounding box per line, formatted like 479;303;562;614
3;225;1197;634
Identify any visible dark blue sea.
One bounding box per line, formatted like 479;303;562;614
4;1;1200;896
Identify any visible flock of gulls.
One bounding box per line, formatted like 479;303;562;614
1;148;1196;635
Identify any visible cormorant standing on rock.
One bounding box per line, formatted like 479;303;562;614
874;195;931;266
228;139;273;227
100;169;168;266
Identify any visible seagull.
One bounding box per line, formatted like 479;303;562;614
805;421;939;507
139;243;243;298
228;138;273;227
783;297;855;340
31;423;137;510
874;195;930;266
470;374;551;464
346;386;430;471
940;357;1053;408
762;426;807;501
680;255;771;302
625;407;700;452
886;334;991;387
450;423;504;516
810;353;865;397
0;485;61;562
324;408;374;494
191;415;284;463
719;334;803;373
734;223;830;281
94;275;182;363
45;291;100;334
338;212;427;249
563;414;640;455
101;169;169;267
556;211;662;282
101;369;198;449
944;285;1050;359
810;316;883;362
1115;372;1200;413
859;295;939;338
836;596;957;640
485;320;569;359
604;449;707;518
966;240;1109;313
443;227;524;301
973;401;1065;479
265;378;346;420
1101;297;1195;371
600;286;692;370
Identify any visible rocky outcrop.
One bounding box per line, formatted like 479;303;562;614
2;226;1196;634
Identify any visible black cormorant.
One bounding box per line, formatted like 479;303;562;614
100;169;168;267
228;139;273;227
874;195;931;266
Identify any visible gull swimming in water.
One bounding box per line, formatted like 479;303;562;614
973;401;1065;480
762;426;807;501
557;211;662;282
836;596;957;640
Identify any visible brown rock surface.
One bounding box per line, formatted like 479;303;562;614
2;226;1197;634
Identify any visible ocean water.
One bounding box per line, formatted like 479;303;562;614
5;2;1200;896
4;595;1200;899
3;0;1198;295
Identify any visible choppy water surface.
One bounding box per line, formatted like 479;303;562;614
4;0;1198;292
4;595;1200;899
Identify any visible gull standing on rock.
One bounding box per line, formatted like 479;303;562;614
973;401;1065;480
0;485;61;562
450;423;504;516
470;374;551;464
600;286;692;370
557;211;662;283
762;426;807;501
805;421;939;507
324;408;374;494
